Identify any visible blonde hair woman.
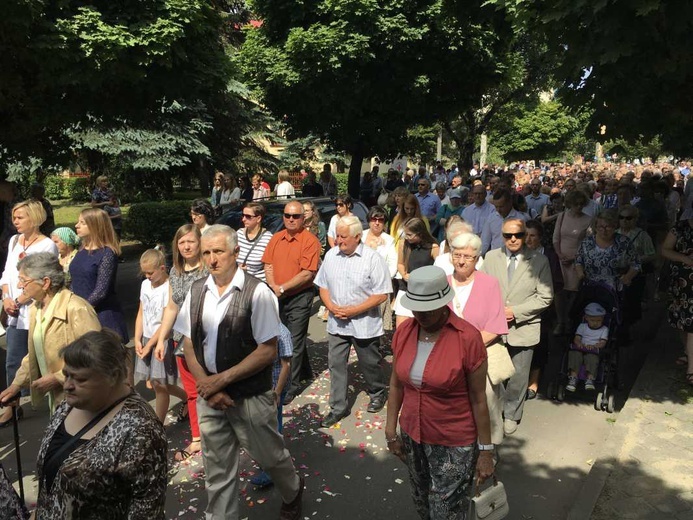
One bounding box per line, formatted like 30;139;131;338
0;199;58;426
70;208;129;346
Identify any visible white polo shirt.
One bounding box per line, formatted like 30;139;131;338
174;269;280;373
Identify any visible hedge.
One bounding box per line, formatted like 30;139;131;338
335;173;349;194
124;200;194;247
44;177;91;202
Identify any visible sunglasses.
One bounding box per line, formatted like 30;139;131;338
619;216;634;220
336;202;345;207
417;183;427;187
369;217;386;223
502;232;526;239
283;213;303;220
241;213;256;219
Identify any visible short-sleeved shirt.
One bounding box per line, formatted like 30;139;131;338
392;312;487;446
140;279;169;339
261;228;321;295
575;323;609;347
416;192;442;219
273;324;294;388
174;269;280;373
314;242;392;338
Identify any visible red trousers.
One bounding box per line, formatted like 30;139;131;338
176;356;200;439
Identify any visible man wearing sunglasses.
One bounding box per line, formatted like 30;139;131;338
262;201;322;404
482;219;553;436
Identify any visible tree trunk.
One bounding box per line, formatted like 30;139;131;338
197;157;211;196
348;150;364;199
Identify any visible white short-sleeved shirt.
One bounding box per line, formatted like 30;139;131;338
575;323;609;347
140;279;169;339
174;269;280;373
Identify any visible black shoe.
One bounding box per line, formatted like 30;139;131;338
320;412;347;428
279;474;304;520
367;396;386;413
283;393;296;405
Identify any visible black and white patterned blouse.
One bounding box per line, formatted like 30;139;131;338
35;394;167;519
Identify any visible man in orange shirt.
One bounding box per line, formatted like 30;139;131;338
263;200;322;403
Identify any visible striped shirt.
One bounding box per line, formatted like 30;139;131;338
314;242;392;339
237;228;273;281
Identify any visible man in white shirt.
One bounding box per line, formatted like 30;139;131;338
175;225;303;520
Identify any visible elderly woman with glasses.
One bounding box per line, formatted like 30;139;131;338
576;209;640;292
386;266;493;518
447;233;509;446
0;253;101;415
617;204;655;326
237;202;273;281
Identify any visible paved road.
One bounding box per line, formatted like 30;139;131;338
0;255;657;519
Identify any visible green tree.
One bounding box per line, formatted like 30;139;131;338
1;0;253;198
494;0;692;157
491;99;582;163
240;0;510;194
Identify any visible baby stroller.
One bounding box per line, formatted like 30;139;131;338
547;281;621;413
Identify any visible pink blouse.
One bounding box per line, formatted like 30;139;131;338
447;271;508;337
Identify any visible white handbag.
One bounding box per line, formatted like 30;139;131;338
469;476;509;520
486;342;515;385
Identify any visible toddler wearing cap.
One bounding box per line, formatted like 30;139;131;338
567;302;609;392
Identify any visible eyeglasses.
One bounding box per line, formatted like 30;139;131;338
619;216;634;220
17;276;37;287
283;213;303;220
369;217;386;223
417;183;427;187
452;253;477;262
336;203;345;207
241;213;257;219
502;232;526;239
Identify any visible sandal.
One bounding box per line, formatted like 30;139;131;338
176;403;189;423
174;440;201;462
676;354;688;366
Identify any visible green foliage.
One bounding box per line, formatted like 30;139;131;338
491;0;692;157
42;177;90;202
334;173;349;195
492;99;582;162
124;200;193;246
603;136;665;162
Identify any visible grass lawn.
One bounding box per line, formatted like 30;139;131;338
53;200;132;229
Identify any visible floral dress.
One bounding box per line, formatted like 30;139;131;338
668;220;693;332
575;234;639;291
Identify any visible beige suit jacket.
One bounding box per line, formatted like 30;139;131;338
13;289;101;407
481;246;553;347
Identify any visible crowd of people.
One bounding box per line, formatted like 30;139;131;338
0;158;690;519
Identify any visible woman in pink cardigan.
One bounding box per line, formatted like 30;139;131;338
447;232;509;446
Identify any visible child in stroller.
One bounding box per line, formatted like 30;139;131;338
567;302;609;392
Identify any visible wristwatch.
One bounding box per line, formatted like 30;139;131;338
279;286;285;295
478;443;495;451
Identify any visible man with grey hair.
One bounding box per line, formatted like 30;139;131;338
314;216;392;427
175;224;304;519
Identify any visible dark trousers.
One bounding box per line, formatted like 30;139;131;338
279;289;314;395
327;334;387;416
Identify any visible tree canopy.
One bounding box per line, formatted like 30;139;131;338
494;0;693;157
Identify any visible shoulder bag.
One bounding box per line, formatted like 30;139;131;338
486;342;515;385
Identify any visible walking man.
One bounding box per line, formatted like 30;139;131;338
263;200;322;403
482;219;553;436
176;225;303;519
315;216;392;427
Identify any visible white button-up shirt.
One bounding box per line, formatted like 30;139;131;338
174;269;280;373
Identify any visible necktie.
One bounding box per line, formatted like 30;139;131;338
508;254;517;283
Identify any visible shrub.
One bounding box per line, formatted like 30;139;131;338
44;176;65;200
68;178;90;202
335;173;349;195
124;200;194;247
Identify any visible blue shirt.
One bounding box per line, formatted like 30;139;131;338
526;193;550;218
462;201;496;235
416;192;442;219
273;324;293;388
314;242;392;338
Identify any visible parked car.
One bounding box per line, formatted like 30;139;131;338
216;196;369;233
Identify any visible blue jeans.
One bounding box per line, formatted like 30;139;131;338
6;326;29;396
